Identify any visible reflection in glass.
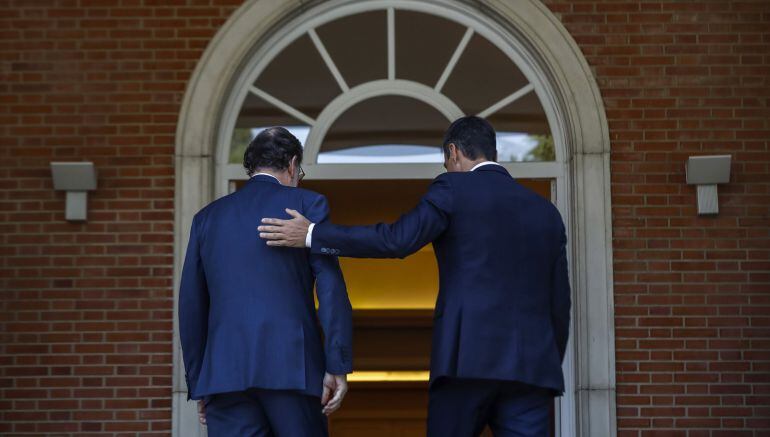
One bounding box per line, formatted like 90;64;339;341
317;144;443;164
486;88;553;161
496;133;555;162
231;126;554;164
229;128;254;164
231;127;555;164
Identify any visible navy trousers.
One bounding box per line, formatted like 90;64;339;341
204;389;328;437
427;378;553;437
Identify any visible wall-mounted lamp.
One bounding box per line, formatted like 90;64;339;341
50;162;97;221
685;155;731;216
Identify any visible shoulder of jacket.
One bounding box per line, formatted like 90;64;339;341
294;187;325;204
433;172;459;184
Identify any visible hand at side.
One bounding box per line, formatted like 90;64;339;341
320;372;348;416
197;399;207;425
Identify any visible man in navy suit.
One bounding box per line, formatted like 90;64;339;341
179;127;353;436
259;117;571;436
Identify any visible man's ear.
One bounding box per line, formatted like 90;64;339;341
447;143;457;161
451;143;466;165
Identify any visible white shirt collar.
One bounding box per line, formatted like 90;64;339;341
251;172;281;183
470;161;502;172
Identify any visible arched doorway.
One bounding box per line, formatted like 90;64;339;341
174;1;616;436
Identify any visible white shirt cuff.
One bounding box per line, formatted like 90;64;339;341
305;223;315;248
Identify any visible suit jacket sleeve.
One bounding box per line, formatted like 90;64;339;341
178;215;209;400
551;217;572;363
304;194;354;375
311;174;453;259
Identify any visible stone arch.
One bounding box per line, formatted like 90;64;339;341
174;1;615;435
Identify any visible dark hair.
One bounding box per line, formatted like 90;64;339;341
243;127;303;176
442;116;497;161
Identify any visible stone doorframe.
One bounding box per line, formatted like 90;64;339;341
173;1;616;436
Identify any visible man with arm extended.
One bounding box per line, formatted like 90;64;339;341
259;116;571;436
179;127;352;436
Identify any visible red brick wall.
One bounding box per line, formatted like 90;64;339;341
1;0;768;436
0;1;239;435
543;0;770;435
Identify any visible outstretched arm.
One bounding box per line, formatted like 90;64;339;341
259;174;453;259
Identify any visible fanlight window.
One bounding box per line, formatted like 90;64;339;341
226;7;555;169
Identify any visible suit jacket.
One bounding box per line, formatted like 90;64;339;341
312;165;570;394
179;174;353;401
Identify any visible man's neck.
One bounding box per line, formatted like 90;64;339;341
464;159;497;172
252;169;290;186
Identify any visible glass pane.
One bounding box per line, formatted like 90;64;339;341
489;90;550;135
315;11;387;87
254;34;340;119
495;133;555;163
230;128;255;164
489;91;554;162
442;34;529;115
318;95;448;164
228;92;310;164
234;8;557;167
318;145;443;164
395;11;466;86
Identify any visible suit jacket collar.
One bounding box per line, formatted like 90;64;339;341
249;173;282;185
474;163;511;178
